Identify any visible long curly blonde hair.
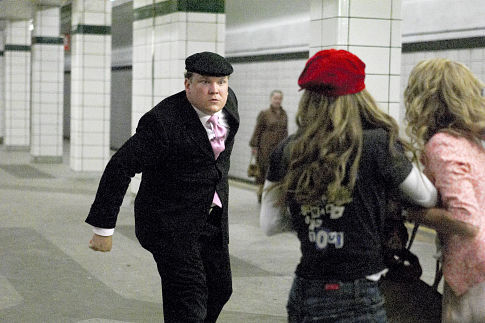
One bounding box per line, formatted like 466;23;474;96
404;58;485;151
278;89;404;206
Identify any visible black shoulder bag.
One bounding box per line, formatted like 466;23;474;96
380;198;443;323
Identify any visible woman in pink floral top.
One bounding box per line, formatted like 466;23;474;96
405;58;485;322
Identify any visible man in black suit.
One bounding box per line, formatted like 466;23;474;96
85;51;239;323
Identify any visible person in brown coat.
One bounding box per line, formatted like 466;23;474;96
249;90;288;202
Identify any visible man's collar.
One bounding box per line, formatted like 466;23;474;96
192;105;223;123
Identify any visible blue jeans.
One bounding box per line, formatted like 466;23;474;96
287;276;387;322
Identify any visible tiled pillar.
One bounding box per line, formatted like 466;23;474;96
31;6;64;163
132;0;225;127
311;0;401;119
132;0;154;135
70;0;111;171
130;0;225;192
0;35;4;145
4;20;31;150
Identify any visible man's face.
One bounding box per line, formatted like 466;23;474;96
185;73;229;115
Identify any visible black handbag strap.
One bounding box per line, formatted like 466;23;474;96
406;221;443;290
407;222;420;250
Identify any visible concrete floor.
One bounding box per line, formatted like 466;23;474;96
0;143;442;322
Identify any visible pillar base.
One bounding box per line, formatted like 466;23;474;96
6;145;29;151
32;156;63;164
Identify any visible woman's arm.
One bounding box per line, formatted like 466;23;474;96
398;163;438;207
406;207;478;238
399;163;478;238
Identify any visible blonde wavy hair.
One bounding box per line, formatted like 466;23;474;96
278;89;405;206
404;58;485;152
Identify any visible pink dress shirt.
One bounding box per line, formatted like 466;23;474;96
425;132;485;296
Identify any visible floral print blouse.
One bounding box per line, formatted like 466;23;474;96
425;132;485;296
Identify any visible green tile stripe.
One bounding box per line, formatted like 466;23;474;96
0;51;3;56
154;1;180;17
403;36;485;52
5;45;31;52
71;24;111;35
227;37;485;63
226;51;309;64
172;0;224;13
32;37;64;45
134;0;224;21
134;4;155;20
112;65;132;71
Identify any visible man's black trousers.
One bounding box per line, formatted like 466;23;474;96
151;207;232;323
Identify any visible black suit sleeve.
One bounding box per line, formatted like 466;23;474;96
266;135;294;182
85;113;167;229
228;87;238;110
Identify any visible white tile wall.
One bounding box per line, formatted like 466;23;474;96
33;7;60;38
402;0;485;42
187;22;217;42
72;0;111;26
309;0;400;115
132;16;154;130
133;0;153;9
226;18;309;57
389;102;401;126
349;19;391;47
6;21;31;44
391;20;401;48
365;74;390;103
319;18;349;47
349;46;390;74
70;0;111;171
228;59;306;180
131;1;163;193
390;47;401;75
30;8;64;161
391;0;401;19
4;21;30;148
389;75;401;103
350;0;391;19
0;36;4;142
321;0;350;18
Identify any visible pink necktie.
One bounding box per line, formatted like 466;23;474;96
208;114;226;207
208;115;226;159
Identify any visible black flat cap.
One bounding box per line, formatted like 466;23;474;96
185;51;233;76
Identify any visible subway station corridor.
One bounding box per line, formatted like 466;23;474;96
1;0;484;322
0;142;441;322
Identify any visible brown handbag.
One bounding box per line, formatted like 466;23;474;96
247;155;259;177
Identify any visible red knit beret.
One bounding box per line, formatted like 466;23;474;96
298;49;366;97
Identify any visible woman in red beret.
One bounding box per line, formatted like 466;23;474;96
259;49;474;322
404;58;485;322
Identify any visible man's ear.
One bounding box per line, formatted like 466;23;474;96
184;78;191;92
